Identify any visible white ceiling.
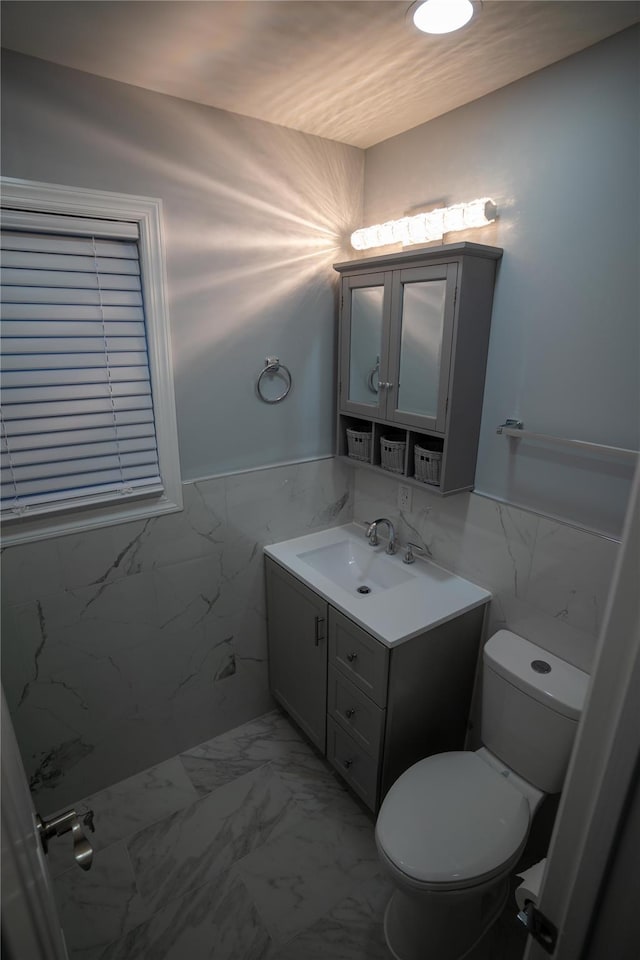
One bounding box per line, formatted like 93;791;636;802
2;1;639;148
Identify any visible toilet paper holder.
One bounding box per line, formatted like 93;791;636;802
517;901;558;953
515;858;557;952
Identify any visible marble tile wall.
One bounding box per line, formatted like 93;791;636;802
353;470;620;673
0;457;353;811
2;453;618;815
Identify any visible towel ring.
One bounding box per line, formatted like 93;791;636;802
256;357;292;404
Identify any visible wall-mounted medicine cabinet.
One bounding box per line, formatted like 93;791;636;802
334;242;502;495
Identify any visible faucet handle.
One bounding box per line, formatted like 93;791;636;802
404;542;425;564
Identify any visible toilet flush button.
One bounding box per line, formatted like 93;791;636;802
531;660;551;674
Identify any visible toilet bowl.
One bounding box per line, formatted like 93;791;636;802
375;630;589;960
376;750;538;960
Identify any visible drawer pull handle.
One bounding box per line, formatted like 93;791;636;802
345;708;356;719
346;652;358;663
314;616;325;646
343;758;353;769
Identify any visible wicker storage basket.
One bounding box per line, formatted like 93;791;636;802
414;443;442;484
346;427;372;461
380;436;406;474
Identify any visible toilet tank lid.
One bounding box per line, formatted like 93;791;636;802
484;630;590;720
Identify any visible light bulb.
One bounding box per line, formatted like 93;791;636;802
350;199;496;251
412;0;474;35
443;204;466;233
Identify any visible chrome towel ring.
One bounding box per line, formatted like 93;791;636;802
256;357;292;404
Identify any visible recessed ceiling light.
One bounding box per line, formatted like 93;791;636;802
410;0;474;35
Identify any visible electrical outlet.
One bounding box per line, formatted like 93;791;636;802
398;484;412;512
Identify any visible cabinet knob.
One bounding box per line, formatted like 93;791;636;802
346;652;358;663
343;758;353;769
345;708;356;719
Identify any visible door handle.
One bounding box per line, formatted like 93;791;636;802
36;808;96;871
314;615;325;646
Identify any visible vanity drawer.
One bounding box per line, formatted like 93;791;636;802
326;718;378;811
329;608;389;707
328;666;385;759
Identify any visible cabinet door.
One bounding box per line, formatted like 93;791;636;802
265;559;328;752
387;263;458;432
339;272;392;418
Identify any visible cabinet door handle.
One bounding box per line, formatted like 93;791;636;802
314;615;325;646
346;651;358;663
345;708;356;719
343;758;353;769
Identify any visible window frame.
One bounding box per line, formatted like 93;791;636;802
0;177;182;545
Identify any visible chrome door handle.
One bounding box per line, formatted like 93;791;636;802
36;808;96;871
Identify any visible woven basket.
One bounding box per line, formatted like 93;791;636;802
346;428;372;461
380;436;406;474
414;444;442;484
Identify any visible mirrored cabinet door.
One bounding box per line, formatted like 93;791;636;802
339;273;391;416
388;264;458;432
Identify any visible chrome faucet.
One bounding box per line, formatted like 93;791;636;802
366;518;397;555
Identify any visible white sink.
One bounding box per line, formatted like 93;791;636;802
298;537;416;593
264;523;491;647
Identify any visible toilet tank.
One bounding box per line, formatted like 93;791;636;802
481;630;590;793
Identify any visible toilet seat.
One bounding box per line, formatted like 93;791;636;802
376;751;531;891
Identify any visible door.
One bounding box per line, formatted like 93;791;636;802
339;272;392;419
387;263;457;433
265;559;328;752
1;688;69;960
523;464;640;960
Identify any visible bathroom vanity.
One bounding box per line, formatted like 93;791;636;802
334;242;502;495
265;524;491;811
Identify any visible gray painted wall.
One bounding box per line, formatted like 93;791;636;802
0;50;362;807
0;49;364;481
362;26;639;537
0;33;636;806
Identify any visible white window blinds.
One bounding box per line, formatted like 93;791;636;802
1;214;163;519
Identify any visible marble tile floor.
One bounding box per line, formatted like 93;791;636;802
48;710;528;960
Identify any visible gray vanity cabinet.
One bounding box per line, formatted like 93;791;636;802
265;556;486;812
264;559;328;753
335;242;503;494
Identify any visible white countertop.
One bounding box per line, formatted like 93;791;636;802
264;523;491;647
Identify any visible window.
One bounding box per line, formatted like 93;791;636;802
0;178;182;544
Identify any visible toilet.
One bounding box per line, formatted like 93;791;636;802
375;629;589;960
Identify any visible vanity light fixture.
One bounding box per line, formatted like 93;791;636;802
350;198;497;251
410;0;474;35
